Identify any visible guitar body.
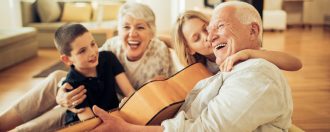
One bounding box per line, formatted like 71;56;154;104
58;63;212;132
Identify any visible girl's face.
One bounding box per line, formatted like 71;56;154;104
182;18;213;56
118;15;153;61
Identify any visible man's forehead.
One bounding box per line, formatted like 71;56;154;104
207;13;222;30
208;6;235;25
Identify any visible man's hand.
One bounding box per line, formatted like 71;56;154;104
56;83;87;113
91;105;128;132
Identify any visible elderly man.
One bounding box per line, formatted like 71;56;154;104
91;1;293;131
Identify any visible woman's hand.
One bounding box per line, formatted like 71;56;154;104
56;83;87;113
220;50;250;72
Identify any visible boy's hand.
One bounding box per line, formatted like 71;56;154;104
56;83;87;113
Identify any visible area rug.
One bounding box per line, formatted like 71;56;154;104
33;61;69;78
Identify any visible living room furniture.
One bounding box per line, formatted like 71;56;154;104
0;27;38;70
263;0;287;31
283;0;329;27
81;21;117;47
21;0;121;48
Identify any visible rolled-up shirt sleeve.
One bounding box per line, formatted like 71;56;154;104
161;59;292;132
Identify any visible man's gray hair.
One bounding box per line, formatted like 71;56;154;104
216;1;263;46
117;2;156;37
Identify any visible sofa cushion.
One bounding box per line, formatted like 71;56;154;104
0;28;37;48
92;2;122;21
27;22;68;31
36;0;61;22
61;3;92;22
21;0;40;26
0;27;38;70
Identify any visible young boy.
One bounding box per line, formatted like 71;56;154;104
54;24;135;124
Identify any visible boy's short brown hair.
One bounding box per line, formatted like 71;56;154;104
54;24;88;56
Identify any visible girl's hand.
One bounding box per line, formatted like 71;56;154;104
220;50;250;72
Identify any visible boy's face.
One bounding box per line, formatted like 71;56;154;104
62;32;99;72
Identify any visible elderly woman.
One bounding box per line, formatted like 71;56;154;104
0;3;177;131
99;3;177;88
172;10;302;73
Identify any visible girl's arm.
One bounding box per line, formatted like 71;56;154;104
220;49;302;72
115;73;135;97
158;34;172;48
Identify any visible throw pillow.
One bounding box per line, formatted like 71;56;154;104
36;0;61;22
92;2;123;21
61;3;92;22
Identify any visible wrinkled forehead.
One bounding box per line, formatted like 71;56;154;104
207;6;235;31
122;15;146;24
207;17;219;32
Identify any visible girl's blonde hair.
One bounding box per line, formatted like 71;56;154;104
172;10;210;67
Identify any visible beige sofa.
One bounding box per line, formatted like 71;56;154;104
21;0;120;48
0;27;38;70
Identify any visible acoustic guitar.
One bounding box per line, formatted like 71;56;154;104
58;63;212;132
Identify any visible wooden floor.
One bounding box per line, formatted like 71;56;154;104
0;27;329;131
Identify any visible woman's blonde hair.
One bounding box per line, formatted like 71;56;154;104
172;10;210;66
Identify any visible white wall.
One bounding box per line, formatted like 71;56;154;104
126;0;204;35
0;0;22;28
184;0;204;11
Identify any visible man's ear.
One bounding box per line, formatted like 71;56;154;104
249;22;260;40
60;55;72;66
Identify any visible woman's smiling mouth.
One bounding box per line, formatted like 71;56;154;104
128;40;141;49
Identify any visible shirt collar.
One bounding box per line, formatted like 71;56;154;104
67;65;98;82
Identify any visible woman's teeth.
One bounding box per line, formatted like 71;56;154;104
128;41;140;45
215;43;226;50
128;41;140;49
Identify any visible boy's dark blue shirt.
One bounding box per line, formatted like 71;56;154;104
63;51;124;124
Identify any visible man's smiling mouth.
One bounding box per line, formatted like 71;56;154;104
215;43;226;50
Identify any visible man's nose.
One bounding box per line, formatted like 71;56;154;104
207;33;218;44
